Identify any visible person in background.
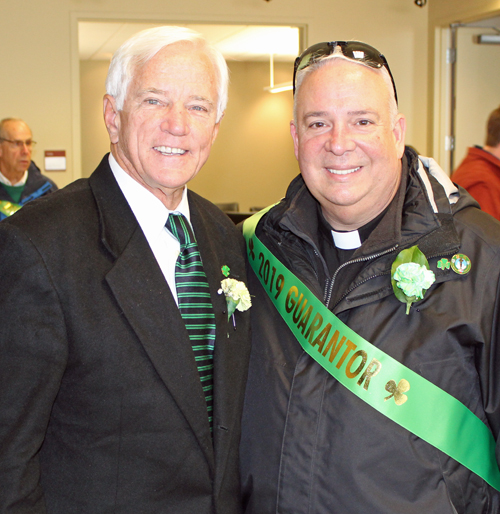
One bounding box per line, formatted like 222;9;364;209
451;105;500;221
241;40;500;514
0;118;57;219
0;26;251;514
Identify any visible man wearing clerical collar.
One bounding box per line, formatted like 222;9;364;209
241;41;500;513
0;118;57;219
0;27;250;513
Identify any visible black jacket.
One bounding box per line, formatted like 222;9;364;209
0;156;250;514
241;148;500;514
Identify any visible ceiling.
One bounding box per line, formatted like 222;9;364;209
460;15;500;30
79;22;300;62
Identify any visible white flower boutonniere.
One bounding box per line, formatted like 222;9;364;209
391;246;435;315
218;266;251;328
218;278;252;318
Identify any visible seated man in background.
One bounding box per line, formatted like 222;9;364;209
241;40;500;514
0;118;57;219
451;105;500;221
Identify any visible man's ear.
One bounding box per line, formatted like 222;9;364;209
211;111;224;146
103;95;120;144
290;120;300;161
393;113;407;159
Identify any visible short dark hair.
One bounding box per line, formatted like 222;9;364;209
486;106;500;147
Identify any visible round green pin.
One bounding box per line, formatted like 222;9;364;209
450;254;471;275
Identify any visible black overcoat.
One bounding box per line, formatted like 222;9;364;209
0;155;251;514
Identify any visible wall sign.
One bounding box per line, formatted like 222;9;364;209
44;150;66;171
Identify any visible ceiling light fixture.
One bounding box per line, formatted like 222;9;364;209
264;53;293;93
476;34;500;44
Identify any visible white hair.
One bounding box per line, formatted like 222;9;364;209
293;53;398;125
105;26;229;122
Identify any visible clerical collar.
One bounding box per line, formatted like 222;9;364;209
331;229;362;249
319;203;390;250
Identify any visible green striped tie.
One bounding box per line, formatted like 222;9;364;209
167;213;215;431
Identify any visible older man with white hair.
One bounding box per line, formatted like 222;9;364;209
241;40;500;513
0;26;251;514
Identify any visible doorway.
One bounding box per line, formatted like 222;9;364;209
435;16;500;174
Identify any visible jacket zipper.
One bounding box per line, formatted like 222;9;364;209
324;245;460;310
324;245;400;309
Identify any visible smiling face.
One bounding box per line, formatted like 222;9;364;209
104;41;221;209
0;120;33;183
291;58;406;230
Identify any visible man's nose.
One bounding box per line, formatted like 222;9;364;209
325;125;355;155
160;107;189;136
20;142;31;155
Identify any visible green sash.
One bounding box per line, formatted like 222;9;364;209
243;206;500;491
0;181;53;220
0;200;21;218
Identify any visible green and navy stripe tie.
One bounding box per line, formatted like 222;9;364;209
167;213;215;432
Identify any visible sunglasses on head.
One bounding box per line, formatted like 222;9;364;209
292;41;398;104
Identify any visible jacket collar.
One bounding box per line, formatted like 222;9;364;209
272;148;461;261
88;154;139;259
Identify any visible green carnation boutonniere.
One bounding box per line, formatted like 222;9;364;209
391;246;436;315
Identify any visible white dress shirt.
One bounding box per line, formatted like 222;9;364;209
109;153;191;305
0;169;28;186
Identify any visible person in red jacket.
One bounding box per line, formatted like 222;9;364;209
451;105;500;221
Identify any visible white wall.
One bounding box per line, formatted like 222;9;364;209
0;0;429;200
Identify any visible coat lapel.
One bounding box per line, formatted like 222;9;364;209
89;158;215;466
189;193;251;497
